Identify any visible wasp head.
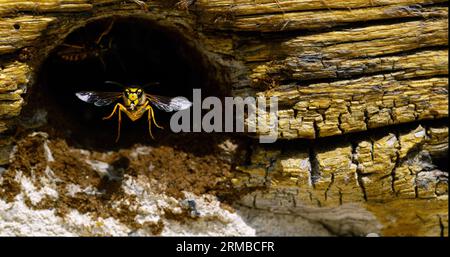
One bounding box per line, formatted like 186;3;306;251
125;87;144;100
124;87;145;110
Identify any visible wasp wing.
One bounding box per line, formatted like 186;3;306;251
146;94;192;112
76;91;122;107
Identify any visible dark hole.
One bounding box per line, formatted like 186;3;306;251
13;23;20;30
27;17;227;150
431;151;448;172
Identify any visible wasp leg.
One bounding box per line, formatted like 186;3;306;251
115;107;123;143
103;103;122;120
150;105;164;129
103;103;125;142
147;106;155;139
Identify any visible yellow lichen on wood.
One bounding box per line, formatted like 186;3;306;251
240;19;448;63
0;0;447;236
0;0;93;15
237;124;448;205
0;16;55;55
366;199;448;236
197;0;447;16
424;126;448;156
0;61;29;120
259;76;448;138
250;50;448;85
0;61;31;91
204;3;447;32
236;124;448;235
0;99;23;119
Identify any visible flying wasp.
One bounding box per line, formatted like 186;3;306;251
56;20;118;70
75;81;192;142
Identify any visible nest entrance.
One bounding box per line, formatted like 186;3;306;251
26;17;226;149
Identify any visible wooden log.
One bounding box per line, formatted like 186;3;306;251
197;0;447;15
0;16;55;55
0;0;93;16
235;124;448;235
0;0;447;236
261;76;447;138
199;2;447;32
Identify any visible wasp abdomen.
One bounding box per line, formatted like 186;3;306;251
59;53;89;62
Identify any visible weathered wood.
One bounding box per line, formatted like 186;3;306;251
239;19;448;62
236;124;448;235
250;50;448;84
0;61;30;92
197;0;447;15
0;16;55;55
261;76;448;138
0;61;28;123
0;0;447;236
236;124;448;202
0;0;93;16
200;2;447;32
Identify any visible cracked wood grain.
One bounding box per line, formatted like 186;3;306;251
0;16;55;55
201;3;447;32
0;0;447;236
250;50;448;86
236;124;447;236
237;124;447;204
197;0;447;16
259;76;447;138
239;19;448;63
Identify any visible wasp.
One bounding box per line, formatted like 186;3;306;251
75;81;192;142
56;20;117;69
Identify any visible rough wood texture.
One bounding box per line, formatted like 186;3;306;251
235;124;448;235
0;0;448;236
261;76;447;139
236;125;448;202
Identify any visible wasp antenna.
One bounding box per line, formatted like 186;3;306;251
142;81;161;89
105;81;125;88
